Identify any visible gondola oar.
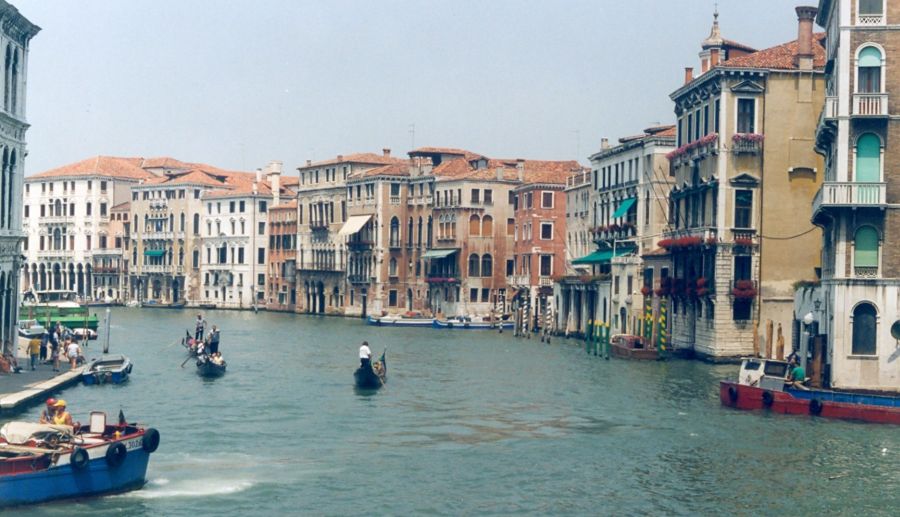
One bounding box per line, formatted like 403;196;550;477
180;355;193;368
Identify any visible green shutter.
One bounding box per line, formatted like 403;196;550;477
858;47;882;68
856;133;881;182
854;227;879;268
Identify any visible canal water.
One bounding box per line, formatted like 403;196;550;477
4;308;899;516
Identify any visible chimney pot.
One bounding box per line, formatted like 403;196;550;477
684;67;694;85
516;159;525;182
337;154;343;162
383;148;391;157
496;166;504;180
306;159;311;166
795;6;817;70
601;138;609;150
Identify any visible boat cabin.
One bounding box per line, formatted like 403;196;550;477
738;358;790;391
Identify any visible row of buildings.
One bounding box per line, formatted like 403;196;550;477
12;1;899;392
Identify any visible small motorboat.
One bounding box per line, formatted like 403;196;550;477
354;351;386;389
0;411;160;507
721;357;900;425
196;354;226;377
610;334;657;360
72;327;98;341
82;355;133;385
433;316;513;330
366;314;434;327
124;300;140;308
16;319;45;339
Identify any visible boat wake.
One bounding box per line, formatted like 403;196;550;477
124;477;255;499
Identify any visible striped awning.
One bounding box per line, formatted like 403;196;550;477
421;248;458;259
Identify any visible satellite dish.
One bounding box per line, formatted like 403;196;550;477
891;321;900;341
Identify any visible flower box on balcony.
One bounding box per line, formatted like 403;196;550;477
732;133;764;154
734;237;753;247
640;286;651;296
731;279;757;299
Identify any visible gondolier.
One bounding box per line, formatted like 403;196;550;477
359;341;372;368
207;325;220;355
195;314;207;341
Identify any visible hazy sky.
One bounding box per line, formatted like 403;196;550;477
15;0;806;175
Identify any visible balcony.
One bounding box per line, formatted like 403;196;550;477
815;97;839;148
731;134;764;155
348;274;372;284
857;13;884;26
538;276;553;287
142;231;174;240
812;182;887;221
347;239;374;250
853;266;878;279
389;196;401;205
426;276;460;284
38;215;71;225
667;133;719;169
852;93;888;117
506;275;529;287
36;249;70;259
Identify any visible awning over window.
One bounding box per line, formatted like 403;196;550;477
612;197;636;219
572;246;634;265
421;248;459;259
144;249;166;257
338;214;373;236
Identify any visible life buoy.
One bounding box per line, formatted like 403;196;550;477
70;447;89;470
728;385;739;403
810;399;824;416
105;442;127;467
142;428;161;453
761;391;774;407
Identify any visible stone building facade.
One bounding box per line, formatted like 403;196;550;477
809;0;900;391
22;157;150;300
0;0;37;356
664;9;824;360
266;200;297;311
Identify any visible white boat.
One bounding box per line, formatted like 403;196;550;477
16;319;45;339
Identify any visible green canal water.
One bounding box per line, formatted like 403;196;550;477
4;308;899;516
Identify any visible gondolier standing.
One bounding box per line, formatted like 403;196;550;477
207;325;220;355
359;341;372;368
195;314;207;341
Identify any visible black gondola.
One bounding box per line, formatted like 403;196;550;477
196;354;226;377
354;351;386;389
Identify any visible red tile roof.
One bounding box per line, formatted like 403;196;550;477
271;200;298;210
410;147;486;162
721;33;826;71
351;163;410;178
29;156;154;181
301;153;405;168
111;201;131;211
433;157;584;185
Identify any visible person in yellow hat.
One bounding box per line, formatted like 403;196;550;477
51;399;73;426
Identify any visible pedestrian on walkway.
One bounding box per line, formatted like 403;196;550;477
39;332;48;362
28;337;41;370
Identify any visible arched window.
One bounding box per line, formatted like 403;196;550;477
481;254;493;277
390;217;400;247
469;214;481;236
482;215;493;236
851;302;877;355
468;253;480;277
180;212;186;232
408;217;414;246
417;216;423;246
427;216;433;246
854;226;879;275
857;46;882;93
855;133;881;182
389;257;398;276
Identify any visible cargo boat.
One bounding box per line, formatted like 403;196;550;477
720;358;900;425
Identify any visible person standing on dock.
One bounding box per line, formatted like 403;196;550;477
195;314;207;342
359;341;372;369
28;337;40;370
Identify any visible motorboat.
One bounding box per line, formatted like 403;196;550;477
354;351;386;389
610;334;657;360
82;355;133;385
720;357;900;425
16;319;45;339
0;412;160;507
72;327;98;341
366;313;434;327
432;316;513;330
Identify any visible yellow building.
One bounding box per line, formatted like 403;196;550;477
663;8;825;359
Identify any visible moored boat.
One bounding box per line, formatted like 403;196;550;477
196;354;226;377
720;358;900;425
366;314;434;327
20;289;99;331
354;351;386;389
0;412;160;507
433;317;513;330
82;355;133;385
610;334;657;360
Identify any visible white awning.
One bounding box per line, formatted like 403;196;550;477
338;214;373;236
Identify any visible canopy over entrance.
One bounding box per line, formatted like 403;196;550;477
338;214;373;236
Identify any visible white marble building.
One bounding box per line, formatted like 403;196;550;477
0;0;38;356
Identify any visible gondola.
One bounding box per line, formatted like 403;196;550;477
196;354;226;377
354;351;386;389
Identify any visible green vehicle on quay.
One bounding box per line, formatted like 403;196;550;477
19;289;100;332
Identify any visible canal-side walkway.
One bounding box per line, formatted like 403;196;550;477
0;361;84;414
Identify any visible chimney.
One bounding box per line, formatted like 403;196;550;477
710;50;720;68
383;148;391;157
266;160;282;206
337;154;343;162
496;166;504;181
255;168;262;183
516;159;525;182
795;6;818;70
684;67;694;85
601;138;609;150
306;159;312;166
